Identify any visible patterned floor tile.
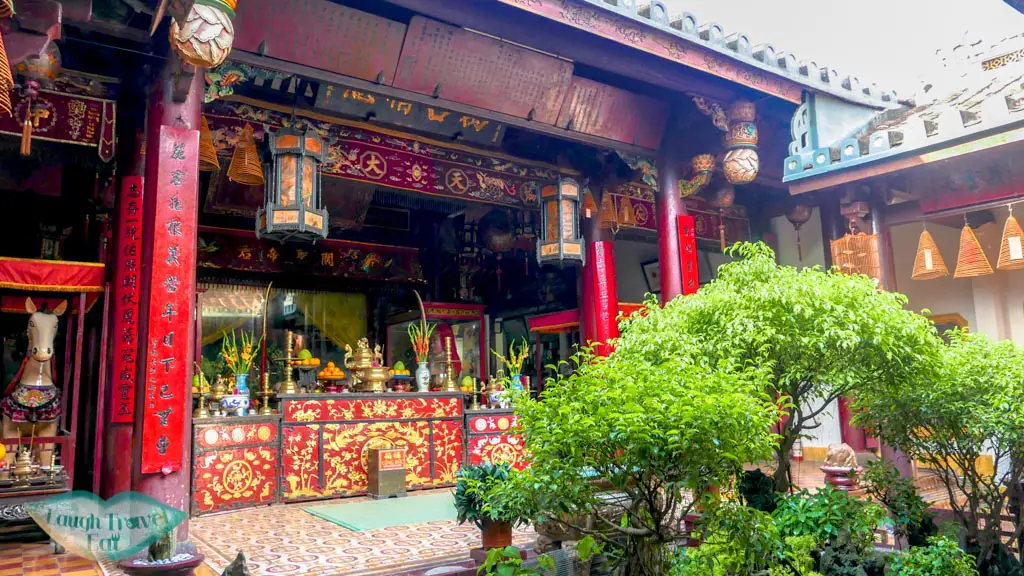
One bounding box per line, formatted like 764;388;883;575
189;488;534;576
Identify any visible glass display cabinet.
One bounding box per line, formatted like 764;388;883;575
387;302;486;382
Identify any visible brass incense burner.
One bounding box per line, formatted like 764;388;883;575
345;338;389;393
12;447;36;478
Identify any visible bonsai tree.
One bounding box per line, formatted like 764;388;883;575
501;336;780;575
859;459;937;548
855;330;1024;574
628;242;942;491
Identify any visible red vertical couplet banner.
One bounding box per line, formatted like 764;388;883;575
140;125;199;475
111;176;144;424
677;215;700;296
588;241;619;356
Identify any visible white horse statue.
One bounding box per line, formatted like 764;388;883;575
1;298;66;467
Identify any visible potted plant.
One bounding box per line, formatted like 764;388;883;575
454;463;528;549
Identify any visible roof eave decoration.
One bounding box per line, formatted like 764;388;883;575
783;62;1024;189
496;0;900;108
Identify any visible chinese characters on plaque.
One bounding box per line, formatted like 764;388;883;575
111;176;144;424
140;126;199;475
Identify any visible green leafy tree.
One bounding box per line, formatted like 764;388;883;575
503;341;779;575
623;242;942;491
855;331;1024;573
890;536;978;576
859;459;936;548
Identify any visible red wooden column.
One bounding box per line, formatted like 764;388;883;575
657;133;685;301
102;131;145;499
131;58;202;537
580;190;619;356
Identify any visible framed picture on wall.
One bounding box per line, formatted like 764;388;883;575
641;260;660;295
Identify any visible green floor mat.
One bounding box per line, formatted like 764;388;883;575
303;491;457;531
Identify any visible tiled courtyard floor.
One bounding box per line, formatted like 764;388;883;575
0;461;965;576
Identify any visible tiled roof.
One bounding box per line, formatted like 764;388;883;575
783;34;1024;182
580;0;902;108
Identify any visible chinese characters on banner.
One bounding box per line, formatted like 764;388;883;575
140;126;199;475
111;176;144;424
678;215;700;296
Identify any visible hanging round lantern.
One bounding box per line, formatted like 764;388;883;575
722;100;760;185
169;0;237;69
256;124;329;243
707;183;735;252
537;177;583;265
479;210;515;253
786;203;813;262
14;42;61;156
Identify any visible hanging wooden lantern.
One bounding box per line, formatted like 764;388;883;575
785;204;813;262
537;177;583;265
722;100;760;185
617;196;637;228
227;125;264;185
831;232;881;282
707;183;735;251
583;188;597;219
169;0;236;69
199;116;220;172
598;189;617;230
953;224;993;278
997;211;1024;271
911;227;949;280
256;124;329;243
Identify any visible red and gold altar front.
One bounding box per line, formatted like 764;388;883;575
191;393;496;515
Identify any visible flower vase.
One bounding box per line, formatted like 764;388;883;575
415;362;430;392
234;373;249;394
510;373;524;391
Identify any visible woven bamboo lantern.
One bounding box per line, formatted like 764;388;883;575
227;125;264;186
830;232;881;282
0;32;13;118
953;224;993;278
169;0;237;69
598;190;617;230
911;227;949;280
582;188;597;219
617;196;637;227
199;116;220;172
997;211;1024;271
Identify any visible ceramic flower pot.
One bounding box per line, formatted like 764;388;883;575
480;518;512;549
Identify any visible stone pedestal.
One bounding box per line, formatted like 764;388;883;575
821;466;862;492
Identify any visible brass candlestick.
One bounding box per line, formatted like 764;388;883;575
279;330;299;396
46;453;56;484
259;371;274;415
470;378;481;410
193;387;211;419
442;337;458;393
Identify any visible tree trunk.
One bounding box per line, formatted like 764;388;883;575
774;434;796;492
624;537;667;576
